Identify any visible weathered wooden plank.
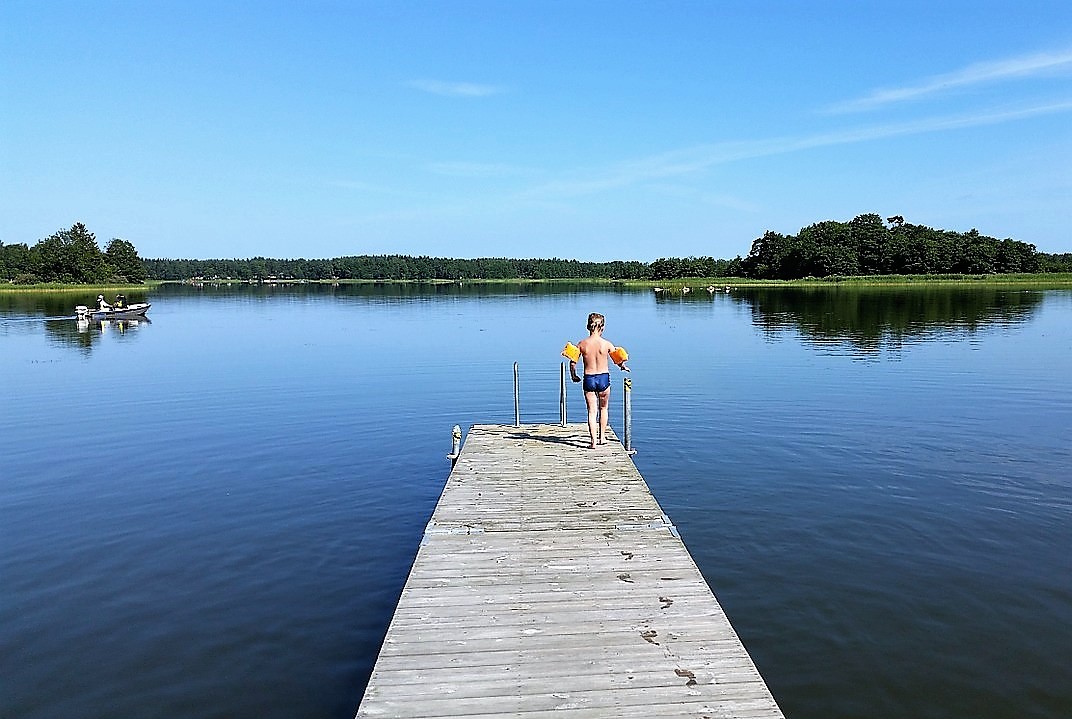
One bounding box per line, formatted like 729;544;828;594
395;568;718;592
360;689;780;718
369;643;762;674
386;597;722;622
361;647;772;689
376;634;753;659
406;564;692;581
361;700;784;719
355;423;784;719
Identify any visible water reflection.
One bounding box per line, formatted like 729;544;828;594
3;284;1049;358
733;286;1043;353
160;280;628;302
0;291;153;353
0;290;151;317
44;317;151;352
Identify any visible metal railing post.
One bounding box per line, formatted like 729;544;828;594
560;362;567;427
446;424;462;468
513;362;521;427
623;376;635;454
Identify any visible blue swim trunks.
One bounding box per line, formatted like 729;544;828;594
583;373;611;393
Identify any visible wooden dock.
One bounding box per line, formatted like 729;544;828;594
356;423;785;718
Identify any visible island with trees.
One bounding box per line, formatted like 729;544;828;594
1;223;145;285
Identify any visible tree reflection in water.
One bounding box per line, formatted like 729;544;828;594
734;286;1043;354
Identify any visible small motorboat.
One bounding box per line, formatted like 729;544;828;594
75;302;151;320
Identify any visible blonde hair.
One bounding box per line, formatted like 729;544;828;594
587;313;605;332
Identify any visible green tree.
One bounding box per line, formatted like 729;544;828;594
0;241;31;280
996;238;1039;273
1038;252;1072;272
32;223;109;282
105;239;146;282
740;231;794;279
851;213;889;274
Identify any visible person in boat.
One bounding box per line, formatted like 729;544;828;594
114;294;126;309
96;294;112;311
568;312;630;449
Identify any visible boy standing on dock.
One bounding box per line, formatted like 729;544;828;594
569;312;630;449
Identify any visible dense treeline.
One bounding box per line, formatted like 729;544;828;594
1038;252;1072;273
1;223;146;284
738;214;1051;279
143;215;1068;281
5;216;1070;285
649;256;743;279
142;255;651;281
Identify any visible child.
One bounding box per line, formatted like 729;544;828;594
569;312;630;449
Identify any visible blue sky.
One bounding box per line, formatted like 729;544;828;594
2;1;1070;260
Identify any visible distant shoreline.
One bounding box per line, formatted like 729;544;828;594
0;282;157;293
623;272;1072;289
4;273;1072;293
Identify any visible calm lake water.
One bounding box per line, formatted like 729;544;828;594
2;283;1070;719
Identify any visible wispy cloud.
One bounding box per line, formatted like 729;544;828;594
328;179;440;201
330;99;1072;219
409;79;504;97
519;100;1072;201
828;48;1072;113
427;161;537;178
646;183;763;213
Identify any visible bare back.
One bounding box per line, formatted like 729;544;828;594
577;334;614;375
